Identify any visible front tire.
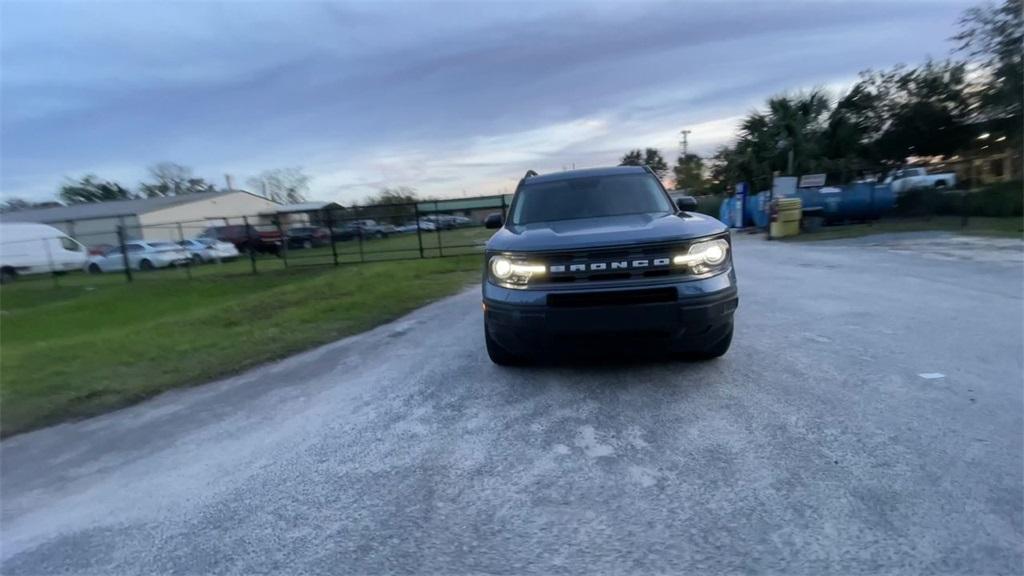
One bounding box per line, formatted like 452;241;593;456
88;263;102;274
139;259;154;271
485;325;525;366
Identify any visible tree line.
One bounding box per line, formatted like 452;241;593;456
622;0;1021;194
1;163;312;212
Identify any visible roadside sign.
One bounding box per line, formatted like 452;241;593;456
798;173;826;188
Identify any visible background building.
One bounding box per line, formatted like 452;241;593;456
0;190;280;246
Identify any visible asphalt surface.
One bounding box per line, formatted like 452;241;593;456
2;232;1022;575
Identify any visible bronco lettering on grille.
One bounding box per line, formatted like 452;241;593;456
549;257;674;274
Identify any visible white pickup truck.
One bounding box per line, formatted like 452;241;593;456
885;167;957;193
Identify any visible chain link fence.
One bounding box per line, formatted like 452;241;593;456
1;194;511;288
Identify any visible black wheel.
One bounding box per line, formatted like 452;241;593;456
88;263;102;275
485;325;526;366
693;323;733;360
0;267;16;284
374;231;385;239
191;254;203;265
140;259;154;271
302;239;313;249
934;180;948;188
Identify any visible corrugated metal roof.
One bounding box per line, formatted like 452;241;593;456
271;201;344;213
0;190;274;223
416;195;511;212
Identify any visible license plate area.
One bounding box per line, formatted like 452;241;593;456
546;287;677;308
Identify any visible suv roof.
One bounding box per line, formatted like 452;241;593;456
521;165;650;185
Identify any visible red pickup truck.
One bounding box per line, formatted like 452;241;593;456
199;225;282;255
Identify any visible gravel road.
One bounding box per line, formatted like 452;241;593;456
2;232;1021;575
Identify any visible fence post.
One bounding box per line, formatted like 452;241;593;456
276;217;288;269
868;185;876;223
243;215;258;275
357;226;365;263
435;201;443;257
177;222;192;279
117;224;133;283
961;190;969;229
42;237;59;288
326;209;339;266
414;203;424;259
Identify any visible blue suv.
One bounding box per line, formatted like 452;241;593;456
482;166;738;364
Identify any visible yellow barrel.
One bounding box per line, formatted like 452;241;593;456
770;198;803;238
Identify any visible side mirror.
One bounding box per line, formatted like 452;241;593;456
484;213;503;229
675;196;699;212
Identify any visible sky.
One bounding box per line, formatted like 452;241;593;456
1;0;974;204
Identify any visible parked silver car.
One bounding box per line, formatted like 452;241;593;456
178;239;240;264
86;241;190;273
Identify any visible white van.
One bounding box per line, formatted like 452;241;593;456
0;222;88;283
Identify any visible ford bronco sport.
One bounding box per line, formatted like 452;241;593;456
482;166;738;365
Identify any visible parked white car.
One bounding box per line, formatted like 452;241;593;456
0;222;88;283
178;238;240;264
885;167;957;193
394;220;438;233
86;241;190;273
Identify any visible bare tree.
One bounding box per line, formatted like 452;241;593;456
248;167;311;203
140;162;216;197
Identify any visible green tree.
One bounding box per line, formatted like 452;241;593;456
248;167;310;203
619;147;669;178
721;91;832;191
140;162;217;197
953;0;1023;121
1;198;40;213
619;149;643;166
360;186;418;224
672;153;705;191
59;175;134;204
765;90;831;175
834;62;971;163
364;186;418;205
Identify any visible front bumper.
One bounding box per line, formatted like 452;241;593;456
483;269;738;354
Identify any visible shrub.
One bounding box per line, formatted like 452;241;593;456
693;195;724;218
895;181;1022;217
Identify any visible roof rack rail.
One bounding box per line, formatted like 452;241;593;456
523;170;539;179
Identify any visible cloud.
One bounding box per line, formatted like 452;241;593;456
0;0;973;203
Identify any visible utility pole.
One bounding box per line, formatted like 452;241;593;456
679;129;692;158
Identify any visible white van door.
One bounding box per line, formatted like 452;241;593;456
52;236;88;271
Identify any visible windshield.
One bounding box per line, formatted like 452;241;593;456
149;242;179;251
511;174;673;225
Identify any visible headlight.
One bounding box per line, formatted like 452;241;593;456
489;255;545;287
491;256;513;279
672;238;730;273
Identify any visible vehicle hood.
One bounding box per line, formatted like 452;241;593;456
486;212;728;253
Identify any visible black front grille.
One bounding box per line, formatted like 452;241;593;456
547;287;677;308
540;241;691;284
